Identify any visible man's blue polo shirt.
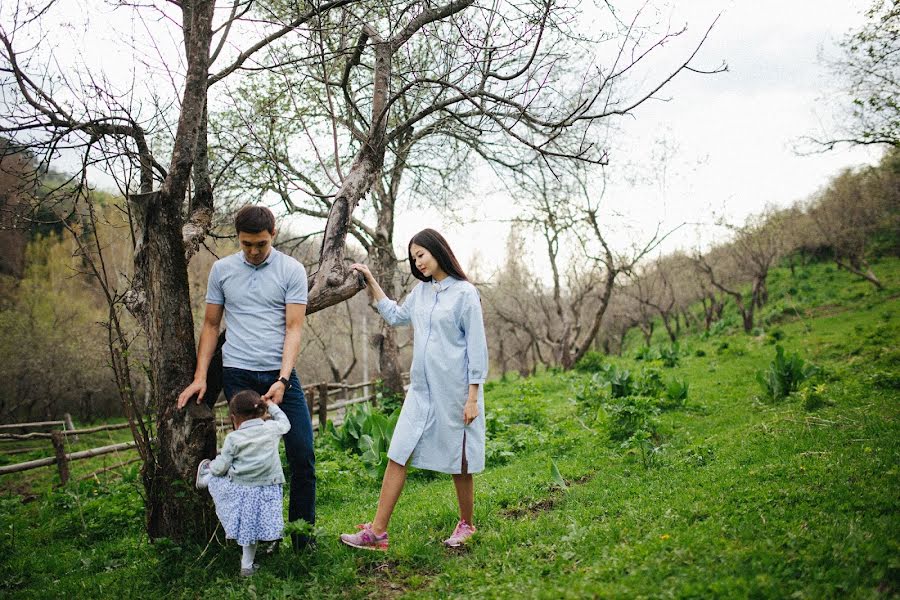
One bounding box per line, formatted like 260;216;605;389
205;247;308;372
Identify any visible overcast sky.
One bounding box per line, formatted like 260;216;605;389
423;0;884;278
3;0;883;281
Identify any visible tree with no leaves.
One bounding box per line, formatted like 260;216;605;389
212;0;723;383
0;0;721;540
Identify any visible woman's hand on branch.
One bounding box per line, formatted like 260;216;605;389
350;263;373;282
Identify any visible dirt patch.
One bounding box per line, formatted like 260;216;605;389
358;558;435;598
500;470;597;519
501;496;559;519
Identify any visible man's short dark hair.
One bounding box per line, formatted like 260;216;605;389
234;205;276;235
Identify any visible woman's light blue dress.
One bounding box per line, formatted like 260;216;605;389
376;276;489;474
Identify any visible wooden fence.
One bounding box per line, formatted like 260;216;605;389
0;375;407;483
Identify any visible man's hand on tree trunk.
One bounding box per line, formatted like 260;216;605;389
177;379;207;409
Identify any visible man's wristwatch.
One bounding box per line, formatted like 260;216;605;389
277;376;292;391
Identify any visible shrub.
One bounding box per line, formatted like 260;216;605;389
324;402;400;478
636;367;665;398
633;346;660;361
606;366;635;398
660;378;689;410
604;395;659;441
574;350;606;372
799;383;829;411
756;345;818;401
658;342;680;367
767;328;786;344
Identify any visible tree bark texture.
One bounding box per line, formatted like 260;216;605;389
131;0;218;541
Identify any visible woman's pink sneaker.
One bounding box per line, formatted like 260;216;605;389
443;520;476;547
340;523;389;551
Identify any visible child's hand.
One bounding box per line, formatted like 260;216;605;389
262;381;286;405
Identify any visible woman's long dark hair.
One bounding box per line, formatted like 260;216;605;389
408;229;468;282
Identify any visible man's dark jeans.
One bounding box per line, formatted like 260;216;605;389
222;367;315;549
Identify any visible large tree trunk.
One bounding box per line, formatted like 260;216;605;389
370;188;404;395
132;191;218;540
126;0;219;541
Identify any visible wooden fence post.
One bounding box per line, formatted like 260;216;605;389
51;431;69;485
63;413;78;443
318;383;329;431
306;386;315;419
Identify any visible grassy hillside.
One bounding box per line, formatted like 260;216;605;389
1;258;898;599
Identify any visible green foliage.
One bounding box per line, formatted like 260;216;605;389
324;403;399;478
635;367;665;397
373;379;404;414
549;460;568;490
799;383;830;411
603;395;660;442
661;378;690;409
634;343;680;367
573;350;606;372
658;342;681;367
0;258;898;599
633;345;660;361
756;345;819;401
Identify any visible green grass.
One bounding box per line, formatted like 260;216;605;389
1;258;898;598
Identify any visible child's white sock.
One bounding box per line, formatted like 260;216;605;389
241;543;257;569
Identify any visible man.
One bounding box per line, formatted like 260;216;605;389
177;205;315;550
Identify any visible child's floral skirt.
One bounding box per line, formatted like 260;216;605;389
208;476;284;546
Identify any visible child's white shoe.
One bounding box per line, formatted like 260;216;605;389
195;459;211;489
239;563;259;577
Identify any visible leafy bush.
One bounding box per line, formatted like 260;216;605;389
604;365;635;398
484;411;544;466
574;350;606;372
658;342;681;367
324;403;399;478
636;367;665;397
633;346;661;361
756;345;818;401
373;379;404;414
660;378;689;410
604;395;659;441
799;383;829;411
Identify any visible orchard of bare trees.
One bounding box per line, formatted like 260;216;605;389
0;0;896;547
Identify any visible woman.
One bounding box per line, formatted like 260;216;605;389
340;229;489;550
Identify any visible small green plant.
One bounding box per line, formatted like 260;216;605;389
767;328;786;344
574;351;606;372
756;345;818;401
634;346;661;361
682;444;715;467
607;366;635;398
660;378;689;409
658;342;680;367
550;459;568;489
604;395;659;441
799;383;829;411
373;379;404;414
620;428;663;469
636;367;665;397
324;402;400;478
